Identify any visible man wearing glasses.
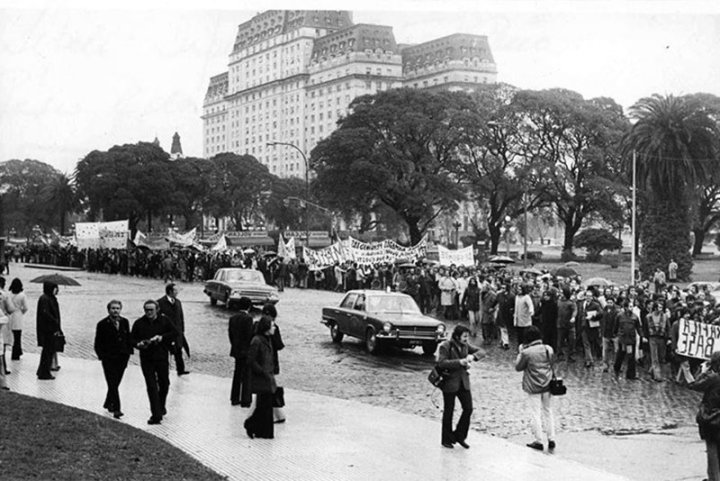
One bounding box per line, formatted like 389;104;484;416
131;300;178;425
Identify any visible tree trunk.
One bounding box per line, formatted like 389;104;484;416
406;218;422;245
59;210;66;236
692;227;705;257
640;195;692;281
488;223;501;255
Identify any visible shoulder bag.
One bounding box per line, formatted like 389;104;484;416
546;347;567;396
53;331;66;353
428;343;456;388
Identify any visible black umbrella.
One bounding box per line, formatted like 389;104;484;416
30;273;81;286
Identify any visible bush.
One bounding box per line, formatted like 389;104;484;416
574;228;622;261
603;253;621;268
561;250;580;262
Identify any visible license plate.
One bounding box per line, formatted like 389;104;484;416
408;340;422;346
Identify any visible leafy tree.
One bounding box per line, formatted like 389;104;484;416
511;89;630;255
457;84;550;254
622;94;720;280
203;153;273;230
41;173;80;235
311;88;470;244
75;142;175;234
263;177;307;231
686;93;720;256
0;159;61;235
574;228;622;262
166;157;217;230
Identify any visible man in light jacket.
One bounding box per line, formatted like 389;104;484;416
515;325;556;452
514;284;535;345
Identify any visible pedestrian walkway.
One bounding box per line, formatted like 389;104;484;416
7;353;631;481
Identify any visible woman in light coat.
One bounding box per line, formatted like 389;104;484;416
515;325;556;452
9;278;28;360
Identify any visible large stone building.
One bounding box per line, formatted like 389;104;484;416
202;10;497;179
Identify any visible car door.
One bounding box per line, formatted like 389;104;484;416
351;294;368;337
337;293;357;337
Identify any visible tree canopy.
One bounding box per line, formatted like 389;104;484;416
311;88;470;243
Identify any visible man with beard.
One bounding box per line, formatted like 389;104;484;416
94;300;134;419
131;300;178;425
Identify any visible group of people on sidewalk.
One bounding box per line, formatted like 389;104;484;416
0;276;29;390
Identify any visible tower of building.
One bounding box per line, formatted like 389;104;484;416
202;10;497;179
170;132;183;159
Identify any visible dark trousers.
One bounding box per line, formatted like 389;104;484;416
37;344;56;378
614;344;637;379
101;356;129;412
173;349;185;374
11;330;22;359
441;388;473;444
245;392;274;439
556;326;576;359
230;357;251;406
140;358;170;419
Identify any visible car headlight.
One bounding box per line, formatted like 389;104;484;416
383;322;392;333
268;292;279;300
231;290;242;297
436;324;446;333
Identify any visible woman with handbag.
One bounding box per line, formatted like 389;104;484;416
436;324;485;449
244;315;277;439
261;304;286;424
514;325;556;452
689;351;720;481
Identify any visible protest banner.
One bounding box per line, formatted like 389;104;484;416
76;220;129;249
676;318;720;360
437;245;475;267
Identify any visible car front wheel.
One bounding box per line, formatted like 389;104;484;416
365;328;379;354
330;323;344;343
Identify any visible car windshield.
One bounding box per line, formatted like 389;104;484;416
223;270;264;283
366;295;421;314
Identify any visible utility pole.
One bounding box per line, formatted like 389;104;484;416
267;141;310;248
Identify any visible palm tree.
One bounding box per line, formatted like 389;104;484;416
42;173;80;235
623;94;720;280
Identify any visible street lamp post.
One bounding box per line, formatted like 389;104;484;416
267;141;309;248
504;215;512;257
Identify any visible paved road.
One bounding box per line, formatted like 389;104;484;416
13;264;702;455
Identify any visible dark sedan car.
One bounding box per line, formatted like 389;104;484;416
204;268;279;308
321;290;447;355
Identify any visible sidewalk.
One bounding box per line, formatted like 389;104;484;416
6;353;630;481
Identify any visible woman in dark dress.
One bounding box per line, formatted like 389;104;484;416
244;315;277;439
36;282;60;380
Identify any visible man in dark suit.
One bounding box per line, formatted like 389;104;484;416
94;300;134;419
131;299;178;425
157;283;189;375
229;297;255;407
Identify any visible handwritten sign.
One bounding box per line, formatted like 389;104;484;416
677;318;720;360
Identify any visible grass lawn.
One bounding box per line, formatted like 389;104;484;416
520;245;719;285
0;391;227;481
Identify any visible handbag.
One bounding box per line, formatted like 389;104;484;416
697;404;720;430
428;365;448;388
546;347;567;396
53;331;66;353
272;386;285;408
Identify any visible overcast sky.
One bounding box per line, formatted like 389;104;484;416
1;0;719;174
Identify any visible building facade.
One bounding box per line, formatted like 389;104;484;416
202;10;497;179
